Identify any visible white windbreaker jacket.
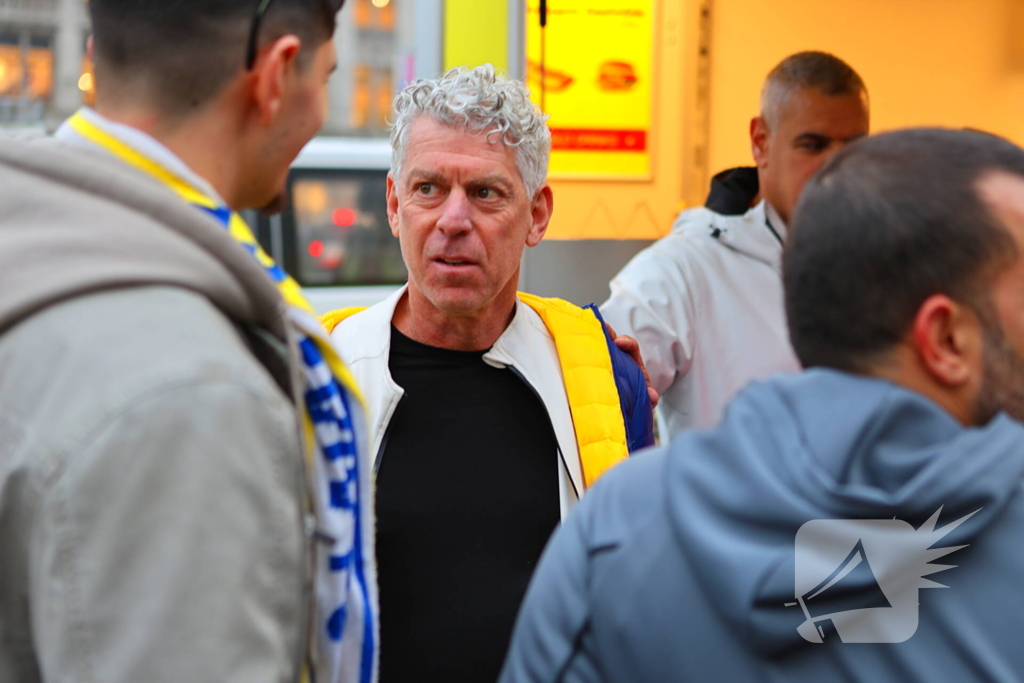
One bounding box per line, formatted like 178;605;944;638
601;200;800;438
329;287;584;519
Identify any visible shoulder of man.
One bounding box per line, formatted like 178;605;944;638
0;285;308;682
612;205;763;286
0;134;287;343
325;290;404;365
518;293;655;453
3;286;299;465
666;205;751;248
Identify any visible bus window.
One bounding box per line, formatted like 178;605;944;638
287;169;407;288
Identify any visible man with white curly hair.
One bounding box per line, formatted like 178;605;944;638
322;64;654;681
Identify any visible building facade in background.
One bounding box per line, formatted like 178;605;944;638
0;0;413;137
0;0;87;132
329;0;414;136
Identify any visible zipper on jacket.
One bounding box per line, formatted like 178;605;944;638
764;215;784;247
507;365;580;500
368;395;399;475
373;394;403;476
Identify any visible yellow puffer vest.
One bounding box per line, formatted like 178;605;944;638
321;293;628;488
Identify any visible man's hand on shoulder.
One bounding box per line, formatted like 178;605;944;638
606;323;660;408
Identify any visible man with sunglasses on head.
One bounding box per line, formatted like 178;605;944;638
0;2;377;682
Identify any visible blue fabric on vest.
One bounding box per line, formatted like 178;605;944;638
585;304;655;453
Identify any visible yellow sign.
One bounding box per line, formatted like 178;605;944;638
445;0;509;72
525;0;655;179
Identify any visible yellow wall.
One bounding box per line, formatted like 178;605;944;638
444;0;509;71
709;0;1024;175
537;0;701;240
440;0;1024;240
441;0;701;241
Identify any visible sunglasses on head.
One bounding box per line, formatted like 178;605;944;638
245;0;346;70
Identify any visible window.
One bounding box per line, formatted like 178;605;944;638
286;170;406;287
326;0;414;136
0;29;54;124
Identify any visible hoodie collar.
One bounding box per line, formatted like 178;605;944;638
0;131;284;338
764;201;788;243
56;108;227;207
704;166;760;215
711;200;786;272
342;285;532;365
664;369;1024;655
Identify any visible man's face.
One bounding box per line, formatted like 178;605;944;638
387;116;551;316
249;36;337;210
752;88;869;225
972;173;1024;422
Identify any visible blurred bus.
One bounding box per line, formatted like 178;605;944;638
247;136;407;314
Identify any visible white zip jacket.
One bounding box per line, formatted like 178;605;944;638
601;200;800;438
329;286;584;519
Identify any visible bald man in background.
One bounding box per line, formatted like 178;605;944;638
602;51;869;437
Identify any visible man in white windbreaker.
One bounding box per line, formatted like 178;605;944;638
601;51;870;437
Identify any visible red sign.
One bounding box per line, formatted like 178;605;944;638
550;128;647;152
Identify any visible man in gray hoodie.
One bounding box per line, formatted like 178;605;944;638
501;128;1024;682
0;2;378;682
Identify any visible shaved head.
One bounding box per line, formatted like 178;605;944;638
760;51;867;130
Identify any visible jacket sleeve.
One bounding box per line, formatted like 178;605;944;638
30;378;307;683
499;492;602;683
600;239;698;397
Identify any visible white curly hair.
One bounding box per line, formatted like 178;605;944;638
390;64;551;197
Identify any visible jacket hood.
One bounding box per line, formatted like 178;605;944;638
665;369;1024;655
0;135;285;339
675;200;782;271
705;166;759;216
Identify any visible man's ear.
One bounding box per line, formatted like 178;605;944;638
526;184;553;248
386;172;400;238
250;35;303;126
750;116;770;170
912;294;984;388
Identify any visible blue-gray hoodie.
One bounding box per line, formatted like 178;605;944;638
500;369;1024;682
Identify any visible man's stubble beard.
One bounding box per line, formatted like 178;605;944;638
973;317;1024;424
259;190;289;216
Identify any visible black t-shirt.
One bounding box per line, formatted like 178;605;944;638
376;325;560;682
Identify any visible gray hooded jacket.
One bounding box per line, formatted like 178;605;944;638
501;369;1024;682
0;135;312;682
